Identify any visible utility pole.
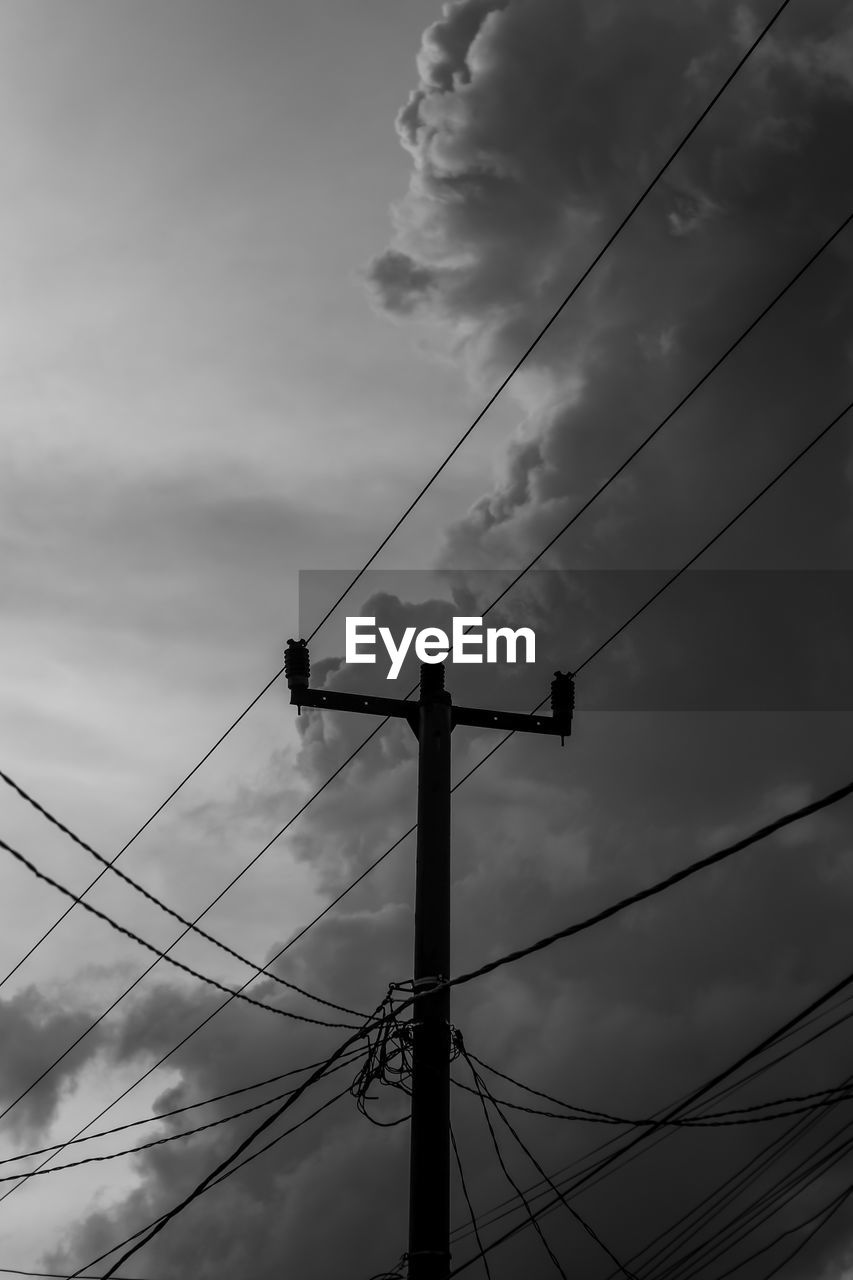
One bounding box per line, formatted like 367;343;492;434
283;639;574;1280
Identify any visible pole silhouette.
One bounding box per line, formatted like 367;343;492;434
284;638;573;1278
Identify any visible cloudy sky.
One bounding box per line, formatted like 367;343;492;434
1;0;853;1277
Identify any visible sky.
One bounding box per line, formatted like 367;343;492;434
0;0;853;1277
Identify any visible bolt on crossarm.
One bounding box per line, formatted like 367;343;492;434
283;638;574;1279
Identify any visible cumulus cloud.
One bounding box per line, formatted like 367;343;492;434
0;987;109;1141
43;3;853;1277
364;247;439;314
366;0;853;582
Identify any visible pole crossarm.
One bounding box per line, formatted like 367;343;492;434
288;687;570;738
283;638;575;743
451;703;566;736
289;685;420;731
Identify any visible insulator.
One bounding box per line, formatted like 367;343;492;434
419;660;446;697
551;670;574;744
284;638;310;689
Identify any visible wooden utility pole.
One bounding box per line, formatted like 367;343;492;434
284;638;573;1279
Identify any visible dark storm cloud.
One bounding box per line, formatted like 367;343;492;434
47;3;853;1278
367;0;853;578
0;987;108;1140
365;247;439;314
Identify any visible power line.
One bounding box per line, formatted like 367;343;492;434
0;1048;367;1185
448;991;853;1252
624;1099;853;1280
0;665;285;997
100;381;849;1265
74;1081;359;1278
450;1058;853;1261
608;1100;850;1280
439;772;853;996
304;0;795;644
451;1066;853;1129
467;1051;853;1124
8;151;846;1203
73;999;391;1280
0;1270;156;1280
474;210;853;629
645;1117;853;1280
51;380;844;1254
446;959;853;1274
462;1047;639;1280
554;1044;853;1280
449;949;853;1269
195;202;853;1028
464;1046;569;1280
0;721;390;1187
622;1078;853;1279
709;1179;853;1280
0;0;813;1262
0;1048;360;1167
450;1121;493;1280
8;10;824;1254
147;327;853;1159
69;828;853;1280
0;768;364;1019
0;835;359;1031
739;1179;853;1280
40;0;805;1085
4;0;790;1020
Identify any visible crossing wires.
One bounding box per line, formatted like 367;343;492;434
0;0;793;1004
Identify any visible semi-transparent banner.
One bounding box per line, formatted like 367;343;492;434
297;569;853;711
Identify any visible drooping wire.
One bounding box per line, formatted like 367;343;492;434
610;1070;853;1280
0;1046;371;1168
708;1179;853;1280
1;0;793;1017
119;370;849;1232
0;1270;156;1280
0;835;358;1031
0;723;390;1191
437;771;853;999
472;1039;853;1274
0;666;286;998
365;1257;409;1280
450;1120;493;1280
467;1049;853;1125
450;1071;853;1129
48;747;845;1269
0;933;367;1206
4;12;835;1249
463;1044;569;1280
644;1106;853;1280
1;4;829;1201
258;377;853;1060
271;194;853;995
68;850;853;1277
75;1081;358;1278
0;768;364;1018
0;1046;368;1184
349;986;413;1127
461;1044;639;1280
448;992;853;1254
8;173;848;1210
734;1178;853;1280
70;997;392;1279
445;957;853;1273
